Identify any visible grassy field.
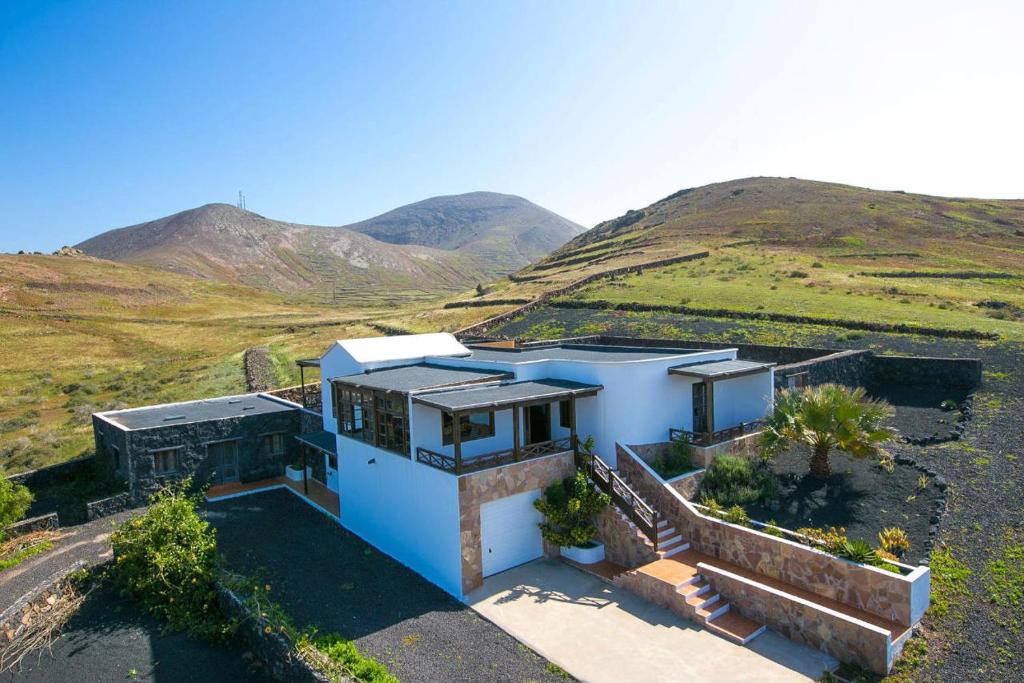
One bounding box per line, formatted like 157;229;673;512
0;254;395;472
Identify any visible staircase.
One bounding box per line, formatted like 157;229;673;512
593;461;767;646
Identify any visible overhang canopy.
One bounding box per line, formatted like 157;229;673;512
295;430;337;456
412;379;603;412
296;358;320;368
668;359;774;380
334;363;511;394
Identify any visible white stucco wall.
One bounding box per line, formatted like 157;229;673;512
317;345;363;434
711;370;774;430
335;434;463;597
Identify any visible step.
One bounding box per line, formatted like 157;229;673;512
658;541;691;558
657;525;677;540
704;611;767;645
696;601;730;622
658;533;683;547
685;591;720;611
678;580;711;598
657;519;669;529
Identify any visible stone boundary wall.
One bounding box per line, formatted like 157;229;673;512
456;251;710;338
367;322;414;337
443;298;532;309
86;492;132;521
244;347;272;392
216;586;340;683
6;512;59;535
592;335;832;365
859;270;1015;279
698;563;893;674
6;454;95;489
869;355;982;390
548;300;998;340
774;350;874;390
615;444;927;628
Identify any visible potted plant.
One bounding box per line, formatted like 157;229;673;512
284;458;311;482
534;470;610;564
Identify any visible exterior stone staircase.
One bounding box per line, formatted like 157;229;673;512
602;467;767;646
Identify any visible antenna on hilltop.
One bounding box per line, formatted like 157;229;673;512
237;191;247;210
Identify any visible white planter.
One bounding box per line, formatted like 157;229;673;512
561;542;605;565
285;465;312;482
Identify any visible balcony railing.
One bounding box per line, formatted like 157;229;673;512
416;436;575;476
669;420;765;447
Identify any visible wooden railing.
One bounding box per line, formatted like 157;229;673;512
416;437;575;476
576;450;658;551
669;420;764;447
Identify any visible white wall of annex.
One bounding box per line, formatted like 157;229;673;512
712;371;774;430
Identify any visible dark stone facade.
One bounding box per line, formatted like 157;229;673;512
95;408;301;506
869;354;982;390
86;492;132;521
774;349;875;390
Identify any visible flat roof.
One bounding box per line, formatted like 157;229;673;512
101;393;296;431
462;343;702;364
668;359;774;380
295;429;337;455
413;379;603;412
333;363;511;394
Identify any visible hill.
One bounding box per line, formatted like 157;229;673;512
346;191;585;264
76;193;583;301
378;178;1024;341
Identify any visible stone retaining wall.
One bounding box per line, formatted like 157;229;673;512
86;492;132;521
869;354;982;390
6;455;95;489
591;505;657;568
6;512;59;535
244;347;272;392
775;349;874;390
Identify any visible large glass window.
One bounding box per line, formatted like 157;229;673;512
442;411;495;445
333;384;409;456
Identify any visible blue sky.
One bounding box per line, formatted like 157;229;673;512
1;1;1022;252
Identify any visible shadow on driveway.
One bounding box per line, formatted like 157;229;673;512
205;489;565;683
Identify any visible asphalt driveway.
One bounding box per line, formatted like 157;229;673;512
468;559;838;683
205;489;566;683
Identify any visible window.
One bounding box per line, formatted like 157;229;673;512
559;400;571;429
333;384;409;456
111;445;121;471
786;372;809;390
263;432;286;456
442;411;495;445
152;447;180;475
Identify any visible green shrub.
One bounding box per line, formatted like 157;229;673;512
788;270;809;278
651;440;694;479
0;475;33;538
109;481;229;640
834;539;878;564
311;634;398;683
534;471;609;548
763;519;785;538
722;505;750;527
699;455;775;506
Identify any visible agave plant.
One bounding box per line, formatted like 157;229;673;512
760;384;896;478
834;538;878;564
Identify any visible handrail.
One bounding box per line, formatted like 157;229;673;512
576;450;658;551
416;436;575;476
669;420;764;447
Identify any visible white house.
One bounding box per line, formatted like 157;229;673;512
312;333;774;597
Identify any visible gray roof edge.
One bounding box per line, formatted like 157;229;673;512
411;379;604;412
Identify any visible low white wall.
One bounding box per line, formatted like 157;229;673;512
336;435;463;597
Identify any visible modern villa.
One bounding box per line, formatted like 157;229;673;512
92;333;931;674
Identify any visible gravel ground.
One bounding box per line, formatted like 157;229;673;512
1;579;271;683
205;490;567;683
493;306;1024;681
869;384;969;442
744;447;941;564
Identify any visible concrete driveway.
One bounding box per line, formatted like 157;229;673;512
468;559;837;683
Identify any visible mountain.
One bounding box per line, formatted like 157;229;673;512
345;191;585;265
76;193;584;301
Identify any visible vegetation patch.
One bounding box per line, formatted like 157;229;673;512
983;528;1024;612
0;530;55;572
650;440;695;479
534;466;609;548
928;546;971;619
698;455;776;506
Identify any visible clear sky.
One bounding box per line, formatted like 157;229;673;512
1;1;1022;252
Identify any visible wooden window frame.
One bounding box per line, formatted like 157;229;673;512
442;411;495;446
151;446;181;476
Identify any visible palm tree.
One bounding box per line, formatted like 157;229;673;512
760;384;895;478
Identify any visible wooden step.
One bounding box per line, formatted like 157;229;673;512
704;611;767;645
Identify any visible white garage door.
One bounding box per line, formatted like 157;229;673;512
480;489;544;577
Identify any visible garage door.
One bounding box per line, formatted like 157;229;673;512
480;489;544;577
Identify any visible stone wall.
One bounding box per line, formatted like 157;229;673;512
591;505;658;568
457;452;576;595
699;564;893;674
869;354;982;390
7;512;59;535
244;347;272;392
124;409;300;505
615;444;924;628
594;335;833;365
774;350;874;390
86;492;132;521
6;454;96;490
667;470;704;500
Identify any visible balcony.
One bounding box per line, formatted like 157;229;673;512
416;436;576;476
669;420;764;448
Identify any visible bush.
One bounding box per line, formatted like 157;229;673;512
534;471;609;548
788;270;809;278
651;440;693;479
763;519;785;538
722;505;750;527
699;455;776;506
878;527;911;555
311;634;398;683
109;481;229;640
0;475;33;538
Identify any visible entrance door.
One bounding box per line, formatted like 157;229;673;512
480;489;543;577
325;453;339;493
524;404;551;444
209;440;239;483
692;383;708;434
